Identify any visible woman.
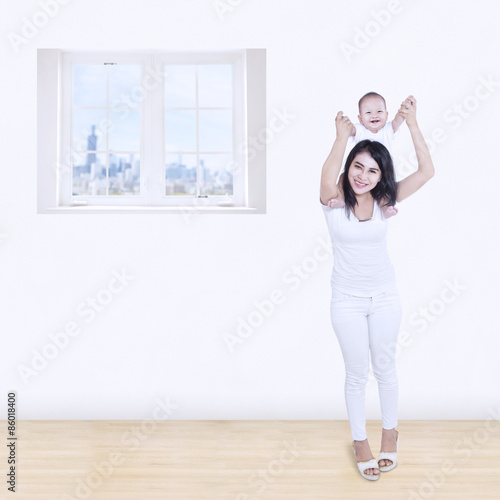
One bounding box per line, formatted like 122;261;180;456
319;96;434;481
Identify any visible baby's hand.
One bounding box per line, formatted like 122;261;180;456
398;96;417;125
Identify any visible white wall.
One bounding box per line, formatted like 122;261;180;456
1;0;499;420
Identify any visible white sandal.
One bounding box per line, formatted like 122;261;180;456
378;430;399;472
352;442;380;481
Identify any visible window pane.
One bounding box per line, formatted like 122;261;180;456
199;154;233;195
198;64;232;108
165;154;197;196
73;153;107;196
199;110;233;151
109;109;141;152
109;154;140;195
72;109;107;151
109;64;142;107
164;64;196;107
73;65;107;107
165;110;196;152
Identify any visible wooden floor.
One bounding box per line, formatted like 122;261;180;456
2;420;499;499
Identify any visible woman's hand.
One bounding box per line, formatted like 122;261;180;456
394;95;435;203
398;96;417;127
320;113;351;204
335;111;353;141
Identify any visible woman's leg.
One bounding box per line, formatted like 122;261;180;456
330;292;371;441
367;289;403;431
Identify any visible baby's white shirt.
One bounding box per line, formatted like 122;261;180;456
350;121;398;153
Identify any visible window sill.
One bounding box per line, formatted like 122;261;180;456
44;206;260;215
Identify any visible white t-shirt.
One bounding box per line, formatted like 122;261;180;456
350;121;398;153
321;198;397;296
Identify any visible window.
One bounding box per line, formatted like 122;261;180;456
37;49;266;214
69;59;143;199
161;58;238;201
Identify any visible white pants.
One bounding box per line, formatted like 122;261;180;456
330;284;402;441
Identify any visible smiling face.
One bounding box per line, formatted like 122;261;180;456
358;95;389;133
347;151;382;194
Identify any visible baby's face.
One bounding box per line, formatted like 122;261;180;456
358;96;389;133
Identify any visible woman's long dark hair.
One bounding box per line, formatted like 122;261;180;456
342;140;397;220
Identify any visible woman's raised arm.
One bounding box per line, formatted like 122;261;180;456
320;111;352;206
395;96;435;203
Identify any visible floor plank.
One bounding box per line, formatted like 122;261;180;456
2;420;499;499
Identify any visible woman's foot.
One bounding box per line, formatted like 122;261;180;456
327;198;346;208
379;428;398;468
353;439;379;477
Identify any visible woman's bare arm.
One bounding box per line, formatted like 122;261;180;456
395;96;435;203
320;112;352;206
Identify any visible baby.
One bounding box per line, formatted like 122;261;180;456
328;92;407;218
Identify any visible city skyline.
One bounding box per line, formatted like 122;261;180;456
73;124;233;196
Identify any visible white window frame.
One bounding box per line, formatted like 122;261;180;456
153;52;246;207
37;49;266;214
60;53;150;207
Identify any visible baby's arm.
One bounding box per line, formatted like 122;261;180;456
350;124;356;137
391;106;406;134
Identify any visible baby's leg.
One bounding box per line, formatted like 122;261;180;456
382;205;398;218
327;193;346;209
